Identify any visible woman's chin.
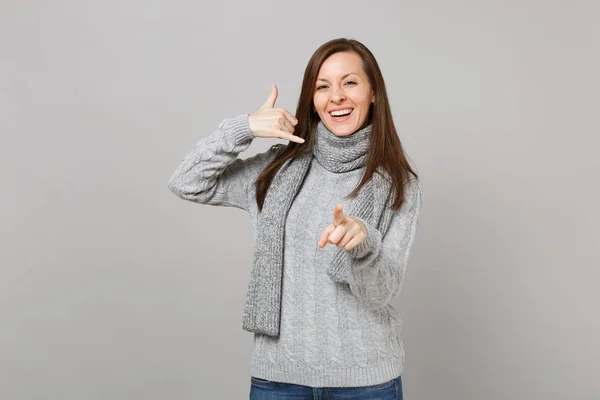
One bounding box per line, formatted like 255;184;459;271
328;122;361;137
323;116;356;136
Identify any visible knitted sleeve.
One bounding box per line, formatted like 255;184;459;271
329;179;422;310
167;113;281;212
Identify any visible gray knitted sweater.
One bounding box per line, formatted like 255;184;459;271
168;113;422;387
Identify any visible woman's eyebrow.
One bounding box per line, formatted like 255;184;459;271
316;73;359;82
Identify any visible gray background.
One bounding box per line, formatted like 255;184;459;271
1;0;599;399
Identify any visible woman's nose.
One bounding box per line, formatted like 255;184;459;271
331;87;346;102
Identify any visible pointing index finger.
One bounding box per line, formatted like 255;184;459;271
333;204;345;226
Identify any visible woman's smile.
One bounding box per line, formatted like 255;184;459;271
328;107;354;122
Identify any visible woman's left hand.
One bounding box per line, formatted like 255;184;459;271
318;204;368;251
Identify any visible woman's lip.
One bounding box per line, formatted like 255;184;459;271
329;109;354;122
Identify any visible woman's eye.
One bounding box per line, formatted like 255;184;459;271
317;82;354;90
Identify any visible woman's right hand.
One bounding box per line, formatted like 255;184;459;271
248;84;305;144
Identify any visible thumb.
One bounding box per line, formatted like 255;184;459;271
262;84;278;109
332;204;345;227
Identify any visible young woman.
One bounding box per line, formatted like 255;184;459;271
168;38;421;399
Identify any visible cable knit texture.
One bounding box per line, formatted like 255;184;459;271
168;114;422;387
237;119;399;337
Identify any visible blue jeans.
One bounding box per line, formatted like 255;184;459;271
249;375;403;399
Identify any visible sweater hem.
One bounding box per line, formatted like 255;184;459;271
250;356;404;388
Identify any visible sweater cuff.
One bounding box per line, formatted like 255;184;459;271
220;113;255;146
349;218;382;259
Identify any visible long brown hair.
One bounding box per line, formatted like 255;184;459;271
256;38;418;212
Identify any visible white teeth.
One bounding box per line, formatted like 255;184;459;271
329;109;353;117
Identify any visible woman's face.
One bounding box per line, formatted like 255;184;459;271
313;51;374;137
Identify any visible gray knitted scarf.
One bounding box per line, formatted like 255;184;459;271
241;120;395;337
